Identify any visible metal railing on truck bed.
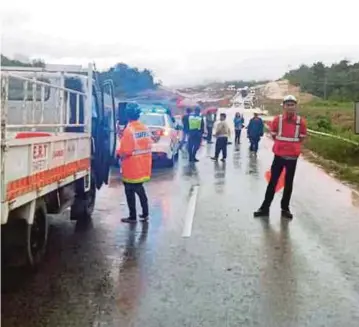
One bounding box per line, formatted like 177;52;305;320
0;66;94;222
1;64;93;138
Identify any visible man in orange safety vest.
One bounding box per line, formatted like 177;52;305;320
254;95;307;219
117;103;152;223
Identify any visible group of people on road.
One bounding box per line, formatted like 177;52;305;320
180;107;265;163
116;94;307;223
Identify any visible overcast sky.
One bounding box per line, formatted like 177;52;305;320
1;0;359;86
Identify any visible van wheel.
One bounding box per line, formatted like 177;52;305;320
70;174;96;222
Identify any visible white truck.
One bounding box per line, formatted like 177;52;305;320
1;64;117;267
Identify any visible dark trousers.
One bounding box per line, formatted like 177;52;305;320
261;155;298;211
179;131;188;149
188;133;201;161
207;126;213;142
235;129;242;144
214;137;228;159
124;182;149;218
249;137;260;152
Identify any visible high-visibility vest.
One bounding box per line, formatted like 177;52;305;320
117;121;152;183
272;114;304;157
188;114;202;131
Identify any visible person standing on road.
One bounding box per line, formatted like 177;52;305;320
179;108;192;150
254;95;307;219
205;112;215;144
233;112;244;144
187;106;204;162
211;113;231;162
117;103;153;223
247;111;264;153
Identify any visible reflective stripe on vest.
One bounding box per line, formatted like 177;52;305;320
276;114;301;142
132;148;151;155
189;115;202;130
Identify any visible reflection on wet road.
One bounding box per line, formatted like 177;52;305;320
2;110;359;327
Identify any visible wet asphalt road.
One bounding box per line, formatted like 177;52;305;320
2;106;359;327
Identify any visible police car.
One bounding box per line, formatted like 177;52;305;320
139;106;181;167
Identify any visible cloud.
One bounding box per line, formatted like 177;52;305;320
1;0;359;86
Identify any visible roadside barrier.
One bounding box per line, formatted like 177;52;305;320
263;120;359;146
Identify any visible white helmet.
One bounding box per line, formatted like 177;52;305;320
283;95;297;103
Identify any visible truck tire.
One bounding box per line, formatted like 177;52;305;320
2;199;48;268
70;173;96;223
26;199;48;267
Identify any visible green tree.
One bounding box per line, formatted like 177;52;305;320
99;63;157;98
1;54;45;67
284;60;359;101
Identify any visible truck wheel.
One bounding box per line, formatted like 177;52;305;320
1;199;48;268
70;174;96;223
26;199;48;267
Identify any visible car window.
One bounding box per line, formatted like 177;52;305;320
139;113;165;126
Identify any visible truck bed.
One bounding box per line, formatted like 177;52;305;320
1;68;93;224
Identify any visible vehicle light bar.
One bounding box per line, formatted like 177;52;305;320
141;106;167;114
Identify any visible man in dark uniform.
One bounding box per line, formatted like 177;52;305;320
187;106;204;162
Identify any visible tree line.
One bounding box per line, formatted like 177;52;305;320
283;60;359;102
1;54;45;68
1;55;158;98
98;63;158;98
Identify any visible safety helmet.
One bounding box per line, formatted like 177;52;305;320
126;102;141;120
283;95;297;103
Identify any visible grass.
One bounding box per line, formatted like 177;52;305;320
259;96;359;189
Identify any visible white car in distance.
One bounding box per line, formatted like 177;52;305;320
139;108;181;167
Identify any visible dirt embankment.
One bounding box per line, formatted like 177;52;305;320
261;79;314;103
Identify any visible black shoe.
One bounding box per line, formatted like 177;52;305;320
121;217;137;223
211;157;218;161
193;158;199;162
221;158;226;162
139;214;149;222
253;208;269;217
281;209;293;219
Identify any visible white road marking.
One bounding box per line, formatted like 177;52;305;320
182;185;199;237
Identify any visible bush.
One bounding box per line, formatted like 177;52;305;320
305;134;359;166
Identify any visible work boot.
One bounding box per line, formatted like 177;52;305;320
139;214;149;222
121;217;137;224
281;209;293;219
253;208;269;217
